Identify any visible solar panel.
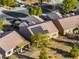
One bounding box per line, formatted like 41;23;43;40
31;26;48;34
44;30;49;34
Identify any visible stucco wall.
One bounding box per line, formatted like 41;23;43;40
5;48;14;57
47;32;58;38
64;28;75;35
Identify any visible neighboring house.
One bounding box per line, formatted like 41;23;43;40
75;7;79;15
47;12;62;20
21;0;39;5
41;12;62;21
45;0;63;5
0;31;30;59
19;21;59;38
52;15;79;35
21;15;44;26
18;0;63;5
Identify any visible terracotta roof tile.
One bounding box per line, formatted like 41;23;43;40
58;15;79;30
0;31;29;52
28;21;58;34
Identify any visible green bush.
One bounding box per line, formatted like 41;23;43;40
6;56;12;59
39;48;48;59
0;18;3;31
31;33;51;48
29;6;42;16
60;0;78;14
0;0;16;7
70;43;79;57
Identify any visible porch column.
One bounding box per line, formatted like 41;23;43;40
28;43;30;48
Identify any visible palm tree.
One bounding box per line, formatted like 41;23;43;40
31;33;51;48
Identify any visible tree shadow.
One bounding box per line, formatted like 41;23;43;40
53;39;73;47
2;10;28;18
16;54;34;59
72;35;79;41
50;47;70;57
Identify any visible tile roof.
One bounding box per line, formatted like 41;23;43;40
23;15;44;25
47;13;61;20
0;31;29;52
27;21;58;35
58;15;79;30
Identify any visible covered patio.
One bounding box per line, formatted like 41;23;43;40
14;39;30;54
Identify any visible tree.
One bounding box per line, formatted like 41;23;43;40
60;0;78;14
0;0;16;7
6;0;16;7
40;0;46;3
31;33;51;48
36;7;42;16
31;33;51;59
70;43;79;57
29;6;42;16
39;48;48;59
0;0;4;5
0;18;3;31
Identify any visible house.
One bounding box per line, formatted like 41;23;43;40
52;15;79;35
19;21;59;38
41;12;62;21
18;0;63;5
0;31;30;59
21;0;39;5
21;15;44;26
45;0;63;5
47;12;62;20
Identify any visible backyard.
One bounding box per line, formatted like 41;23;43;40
8;36;78;59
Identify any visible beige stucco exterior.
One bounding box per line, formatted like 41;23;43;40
64;28;75;35
19;25;59;38
0;31;30;58
5;48;14;57
28;28;59;38
19;21;59;38
19;26;58;38
47;32;58;38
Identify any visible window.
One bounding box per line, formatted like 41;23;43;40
7;51;11;55
53;33;56;36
